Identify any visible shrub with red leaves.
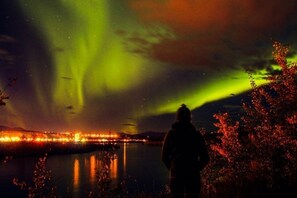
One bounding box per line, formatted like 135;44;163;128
201;43;297;197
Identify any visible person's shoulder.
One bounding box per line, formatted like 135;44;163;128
166;123;180;137
171;121;180;129
167;128;177;136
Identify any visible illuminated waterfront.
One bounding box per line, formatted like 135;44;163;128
0;130;131;143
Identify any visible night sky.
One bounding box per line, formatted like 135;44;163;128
0;0;297;133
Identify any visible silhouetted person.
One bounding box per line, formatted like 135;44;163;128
162;104;209;198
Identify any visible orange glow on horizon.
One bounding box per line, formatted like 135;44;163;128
0;130;120;143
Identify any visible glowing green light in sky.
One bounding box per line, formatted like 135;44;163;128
287;54;297;64
142;70;268;117
18;0;159;123
10;0;290;132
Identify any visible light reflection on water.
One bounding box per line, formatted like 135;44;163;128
124;142;127;174
0;143;168;197
73;159;80;189
110;155;118;179
90;155;96;182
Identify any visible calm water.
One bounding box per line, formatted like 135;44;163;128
0;143;168;197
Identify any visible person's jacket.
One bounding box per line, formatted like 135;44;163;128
161;121;209;178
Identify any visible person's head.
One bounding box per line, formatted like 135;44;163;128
176;104;191;122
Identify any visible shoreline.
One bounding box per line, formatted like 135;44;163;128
0;142;120;158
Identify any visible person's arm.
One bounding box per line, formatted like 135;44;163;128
197;133;210;170
161;131;172;170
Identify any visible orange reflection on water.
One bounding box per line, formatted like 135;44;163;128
110;155;118;179
73;159;80;188
123;143;127;174
90;155;96;182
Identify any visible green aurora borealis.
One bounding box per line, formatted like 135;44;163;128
1;0;296;133
19;1;157;117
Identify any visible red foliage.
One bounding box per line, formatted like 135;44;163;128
13;154;58;198
202;43;297;197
